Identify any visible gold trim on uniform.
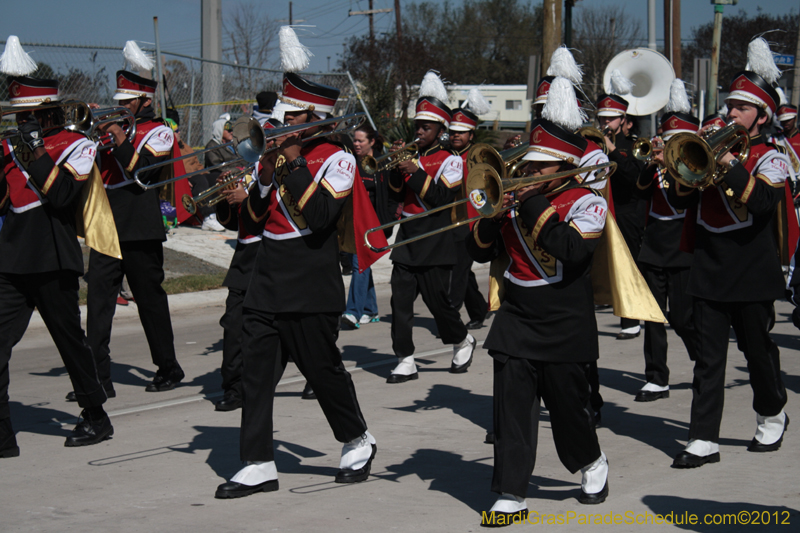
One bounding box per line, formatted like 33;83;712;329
419;175;433;199
277;95;315;111
115;88;150;98
247;198;269;223
10;96;57;105
320;178;351;199
473;220;494;249
755;173;785;188
740;174;756;203
144;144;172;158
527;146;578;165
296;180;318;211
63;162;90;182
674;182;694;197
41;164;60;194
125;151;140;173
570;220;602;238
531;206;556;241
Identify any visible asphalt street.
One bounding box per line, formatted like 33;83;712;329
3;274;800;532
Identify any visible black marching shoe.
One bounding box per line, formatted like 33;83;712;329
1;418;20;458
64;409;114;447
466;318;484;330
748;414;789;452
386;372;418;384
146;364;185;392
615;331;640;340
66;384;116;402
634;390;669;402
215;393;242;412
450;336;477;374
485;431;495;444
579;481;609;505
301;382;317;400
672;450;720;468
215;479;279;499
335;444;377;484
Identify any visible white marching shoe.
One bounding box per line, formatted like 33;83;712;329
481;493;528;527
450;333;476;373
215;461;279;499
202;213;226;232
749;410;789;452
336;431;376;483
672;439;720;468
579;451;609;504
387;355;418;384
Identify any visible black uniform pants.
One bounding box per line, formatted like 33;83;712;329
87;241;177;385
688;298;787;442
239;310;368;462
491;355;601;498
450;238;488;323
0;272;106;419
641;264;696;386
219;288;245;398
390;262;468;358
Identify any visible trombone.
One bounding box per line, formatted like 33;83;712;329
1;101;136;148
663;120;750;190
632;136;664;166
364;144;616;252
133;116;267;190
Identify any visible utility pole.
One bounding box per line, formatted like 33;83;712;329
395;0;407;120
201;0;221;145
708;1;737;114
793;10;800;106
541;0;562;75
664;0;682;78
349;4;393;44
289;2;293;25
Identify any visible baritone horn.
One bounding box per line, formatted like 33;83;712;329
632;136;664;165
663;121;750;190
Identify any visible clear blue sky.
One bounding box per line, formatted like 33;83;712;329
1;0;797;73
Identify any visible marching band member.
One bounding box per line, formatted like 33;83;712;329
86;57;184;395
386;71;476;383
212;118;284;412
596;71;646;340
449;88;490;330
633;79;699;403
773;103;800;185
0;73;113;453
469;77;609;526
668;38;791;468
215;28;376;498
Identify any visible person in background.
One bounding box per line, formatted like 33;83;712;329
252;91;278;127
341;123;397;329
199;119;237;231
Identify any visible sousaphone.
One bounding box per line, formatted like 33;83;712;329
602;49;675;116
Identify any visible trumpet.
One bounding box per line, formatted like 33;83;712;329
83;107;137;150
181;166;254;215
577;126;614;154
361;138;419;174
364;143;615;252
133;112;365;190
632;136;664;165
663;121;750;190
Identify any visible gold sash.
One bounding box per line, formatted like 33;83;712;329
76;164;122;259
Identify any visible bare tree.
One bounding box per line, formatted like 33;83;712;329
223;3;279;98
572;4;643;105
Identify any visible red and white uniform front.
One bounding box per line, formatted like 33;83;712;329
100;121;173;189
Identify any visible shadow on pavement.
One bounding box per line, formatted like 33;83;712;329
390;384;492;432
641;495;798;532
8;400;76;437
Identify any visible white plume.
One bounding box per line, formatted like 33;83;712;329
542;76;586;131
123;41;154;71
419;70;448;102
776;86;788;106
465;87;491;115
665;79;691;114
0;36;37;76
279;26;312;73
746;37;781;84
546;46;583;85
609;69;634;96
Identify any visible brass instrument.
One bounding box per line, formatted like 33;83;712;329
663;121;750;190
602;48;675;116
181;166;254;215
364;143;615;252
632;136;664;165
578;126;614;154
83;107;137;150
133;112;365;190
361;138;419;174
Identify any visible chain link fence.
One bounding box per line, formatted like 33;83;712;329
0;41;367;149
